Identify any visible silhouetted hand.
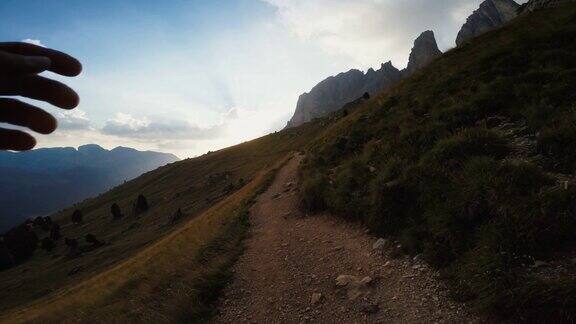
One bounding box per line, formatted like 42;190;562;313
0;42;82;151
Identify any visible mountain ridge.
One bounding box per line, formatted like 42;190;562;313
286;30;442;128
0;145;178;232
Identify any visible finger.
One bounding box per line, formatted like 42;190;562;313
0;98;57;134
0;51;52;75
0;128;36;151
0;75;79;109
0;42;82;77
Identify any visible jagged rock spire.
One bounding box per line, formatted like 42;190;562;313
403;30;442;76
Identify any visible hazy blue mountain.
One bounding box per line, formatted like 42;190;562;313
0;144;179;232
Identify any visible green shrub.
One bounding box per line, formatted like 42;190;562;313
367;176;414;236
327;158;372;219
300;173;329;212
424;128;509;166
537;124;576;172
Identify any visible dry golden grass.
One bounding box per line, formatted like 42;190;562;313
0;122;325;323
3;158;280;323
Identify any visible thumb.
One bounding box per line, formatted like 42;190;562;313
0;50;51;75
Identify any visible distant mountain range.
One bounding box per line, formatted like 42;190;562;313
286;0;520;128
0;144;178;232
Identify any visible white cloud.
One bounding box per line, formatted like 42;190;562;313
101;112;223;140
32;0;530;158
21;39;45;47
260;0;526;69
56;109;92;131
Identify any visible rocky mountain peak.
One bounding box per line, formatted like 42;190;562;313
285;63;401;128
403;31;442;76
456;0;520;46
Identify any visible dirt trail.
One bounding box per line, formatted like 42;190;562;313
214;155;479;323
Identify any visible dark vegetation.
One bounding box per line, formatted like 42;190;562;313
111;203;123;220
71;210;83;224
300;6;576;321
133;194;149;215
0;193;153;270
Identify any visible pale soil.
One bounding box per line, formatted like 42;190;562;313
214;155;480;323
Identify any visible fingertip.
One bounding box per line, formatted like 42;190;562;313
20;134;36;150
56;85;80;109
34;113;58;134
59;56;82;77
67;90;80;109
13;132;36;151
72;59;82;76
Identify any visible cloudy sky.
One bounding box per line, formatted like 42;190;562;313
0;0;525;158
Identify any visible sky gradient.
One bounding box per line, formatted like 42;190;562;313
0;0;525;158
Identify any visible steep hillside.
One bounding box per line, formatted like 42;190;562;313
300;5;576;321
0;145;179;231
0;122;326;322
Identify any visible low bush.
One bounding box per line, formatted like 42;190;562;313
300;172;329;212
327;158;372;219
424;128;509;166
537;124;576;172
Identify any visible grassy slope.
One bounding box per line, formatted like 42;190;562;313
0;122;325;322
300;6;576;321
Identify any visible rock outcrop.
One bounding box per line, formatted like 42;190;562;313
523;0;576;12
456;0;520;46
286;62;401;128
402;30;442;77
286;31;444;128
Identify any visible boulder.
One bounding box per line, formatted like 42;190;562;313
335;275;373;300
372;238;388;251
311;292;324;305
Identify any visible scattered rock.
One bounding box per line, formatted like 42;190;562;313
335;275;373;300
361;301;380;314
372;238;388;251
67;266;83;276
533;260;549;268
171;208;184;223
311;292;324;305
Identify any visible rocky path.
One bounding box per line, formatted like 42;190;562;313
214;155;478;323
